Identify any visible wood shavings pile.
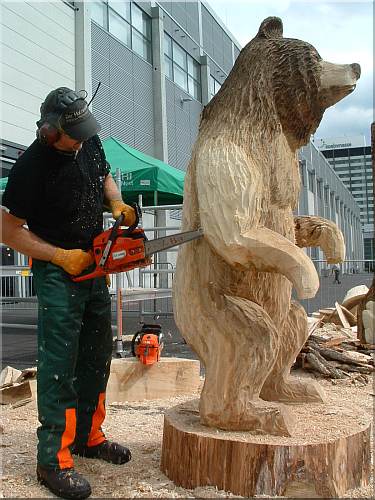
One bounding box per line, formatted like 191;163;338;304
1;372;373;498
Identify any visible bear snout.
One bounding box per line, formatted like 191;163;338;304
350;63;361;80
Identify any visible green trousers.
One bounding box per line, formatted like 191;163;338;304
32;260;113;469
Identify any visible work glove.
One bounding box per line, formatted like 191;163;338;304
51;248;94;276
109;199;136;227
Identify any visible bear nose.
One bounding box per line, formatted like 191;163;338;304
350;63;361;79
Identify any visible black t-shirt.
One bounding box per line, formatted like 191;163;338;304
2;135;110;250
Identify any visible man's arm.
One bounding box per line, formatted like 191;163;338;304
104;173;122;202
1;209;55;260
104;174;136;226
1;209;93;275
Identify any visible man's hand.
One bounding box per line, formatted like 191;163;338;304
109;200;136;226
51;248;94;276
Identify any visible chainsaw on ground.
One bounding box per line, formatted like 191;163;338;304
131;323;164;365
73;203;203;282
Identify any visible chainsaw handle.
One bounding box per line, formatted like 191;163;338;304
109;213;125;241
109;202;140;240
124;202;141;235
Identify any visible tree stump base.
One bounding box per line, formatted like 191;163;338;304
161;399;371;497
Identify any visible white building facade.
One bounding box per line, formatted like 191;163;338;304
0;0;364;269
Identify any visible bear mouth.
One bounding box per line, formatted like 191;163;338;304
319;84;357;109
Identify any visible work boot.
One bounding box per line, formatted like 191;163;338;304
37;465;91;499
72;440;132;465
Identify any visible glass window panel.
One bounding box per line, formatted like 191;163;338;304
91;1;107;28
173;64;188;91
131;3;151;39
108;0;130;21
187;55;200;81
164;55;173;79
164;33;172;58
173;42;186;69
214;80;221;93
109;10;131;46
188;76;201;101
132;29;152;62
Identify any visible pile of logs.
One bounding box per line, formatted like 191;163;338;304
296;312;374;384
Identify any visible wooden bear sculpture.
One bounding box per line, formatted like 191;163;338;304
173;17;361;436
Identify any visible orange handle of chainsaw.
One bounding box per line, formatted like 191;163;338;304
71;203;141;283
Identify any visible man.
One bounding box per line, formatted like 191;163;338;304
1;87;135;500
332;264;341;284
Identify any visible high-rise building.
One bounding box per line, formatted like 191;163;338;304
317;136;374;265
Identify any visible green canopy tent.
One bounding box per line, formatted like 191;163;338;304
0;138;186;205
102;137;185;206
0;177;8;192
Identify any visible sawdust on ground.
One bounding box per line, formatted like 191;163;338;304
0;371;373;498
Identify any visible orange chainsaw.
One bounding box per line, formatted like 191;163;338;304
73;203;203;282
131;323;163;365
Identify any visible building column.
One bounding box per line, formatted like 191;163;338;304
151;6;169;289
200;55;211;106
75;1;92;99
151;6;168;163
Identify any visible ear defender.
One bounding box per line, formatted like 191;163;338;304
37;122;61;146
36;88;82;146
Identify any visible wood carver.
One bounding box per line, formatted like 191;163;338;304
173;17;361;436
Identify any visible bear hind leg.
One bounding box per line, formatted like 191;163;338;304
199;294;296;436
260;301;326;404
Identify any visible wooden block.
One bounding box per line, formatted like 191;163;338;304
335;302;351;328
0;366;22;388
161;400;371;498
106;357;201;403
0;381;32;404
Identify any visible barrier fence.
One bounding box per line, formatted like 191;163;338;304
1;204;373;324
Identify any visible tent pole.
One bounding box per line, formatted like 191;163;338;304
138;194;144;322
153;191;158;316
115;168;125;357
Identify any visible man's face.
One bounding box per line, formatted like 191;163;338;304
53;132;83;152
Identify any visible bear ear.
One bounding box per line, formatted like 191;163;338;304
257;17;283;39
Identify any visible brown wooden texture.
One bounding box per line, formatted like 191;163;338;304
161;401;371;498
173;16;360;434
106;358;200;403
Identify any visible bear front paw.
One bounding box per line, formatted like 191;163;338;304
260;378;326;404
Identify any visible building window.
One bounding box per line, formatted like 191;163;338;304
91;1;152;63
317;180;322;199
109;8;131;46
91;1;108;28
308;170;315;193
164;33;201;101
108;0;130;21
131;3;152;61
210;75;221;99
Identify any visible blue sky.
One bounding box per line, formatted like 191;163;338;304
208;0;373;145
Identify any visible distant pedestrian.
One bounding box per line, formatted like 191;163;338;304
332;265;341;284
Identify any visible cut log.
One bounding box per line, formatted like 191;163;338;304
340;305;357;326
335;302;351;328
322;336;351;348
106;357;200;403
305;352;331;376
161;400;371;498
339;364;374;374
306;350;346;379
0;366;22;388
342;291;368;312
0;381;32;404
317;347;374;368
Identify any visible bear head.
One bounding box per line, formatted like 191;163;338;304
202;17;361;151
